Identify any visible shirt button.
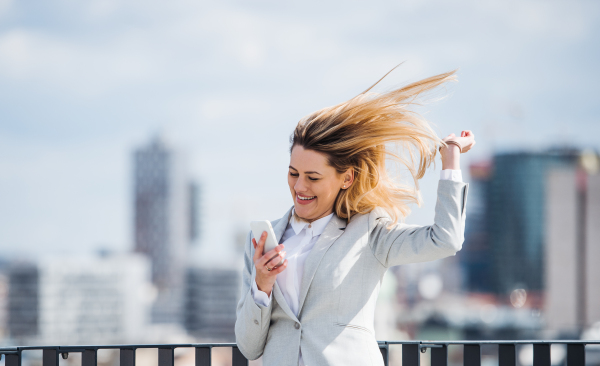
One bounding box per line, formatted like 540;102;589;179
254;320;259;325
295;322;300;329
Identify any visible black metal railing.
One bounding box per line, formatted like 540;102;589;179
0;340;598;366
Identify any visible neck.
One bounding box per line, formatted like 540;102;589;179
294;209;333;223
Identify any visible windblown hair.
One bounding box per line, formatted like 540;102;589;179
290;65;457;224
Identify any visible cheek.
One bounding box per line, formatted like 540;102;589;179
318;182;339;202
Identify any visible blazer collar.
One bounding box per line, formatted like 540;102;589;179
290;208;334;236
297;213;347;317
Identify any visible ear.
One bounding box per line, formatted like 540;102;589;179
341;168;354;189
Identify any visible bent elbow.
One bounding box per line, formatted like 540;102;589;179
445;228;464;254
431;224;464;256
451;237;464;254
235;321;264;361
235;339;263;361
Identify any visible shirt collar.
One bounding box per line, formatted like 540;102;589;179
290;208;334;236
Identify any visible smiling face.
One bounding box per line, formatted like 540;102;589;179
288;145;353;222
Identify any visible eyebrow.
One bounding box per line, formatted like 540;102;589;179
289;166;322;175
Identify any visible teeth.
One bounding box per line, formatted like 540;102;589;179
298;195;315;200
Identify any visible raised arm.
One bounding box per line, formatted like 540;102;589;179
368;129;474;268
369;179;469;267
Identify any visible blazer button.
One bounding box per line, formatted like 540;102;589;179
295;322;300;329
254;320;259;325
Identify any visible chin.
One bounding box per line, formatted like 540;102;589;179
293;205;313;220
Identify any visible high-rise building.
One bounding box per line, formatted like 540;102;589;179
7;254;152;345
545;150;600;334
185;267;240;341
7;263;38;338
461;148;579;296
134;136;199;324
460;161;494;293
585;171;600;329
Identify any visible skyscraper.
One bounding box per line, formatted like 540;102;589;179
545;150;600;334
461;148;579;297
134;136;199;324
460;161;494;293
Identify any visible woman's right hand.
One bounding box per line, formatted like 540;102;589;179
253;231;288;297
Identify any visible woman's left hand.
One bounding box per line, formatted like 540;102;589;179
442;130;476;153
440;130;476;170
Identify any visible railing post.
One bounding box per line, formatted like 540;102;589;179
403;344;420;366
82;349;97;366
499;344;516;366
120;348;136;366
158;347;174;366
42;349;58;366
567;344;585;366
431;345;448;366
534;344;551;366
195;346;211;366
464;344;481;366
232;345;248;366
6;354;20;366
378;342;389;366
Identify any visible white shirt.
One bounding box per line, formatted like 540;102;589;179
251;169;462;365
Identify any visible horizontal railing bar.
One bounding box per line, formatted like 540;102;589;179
418;341;600;345
10;343;238;351
3;340;598;353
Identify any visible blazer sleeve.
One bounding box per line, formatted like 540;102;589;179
234;230;273;360
369;179;469;268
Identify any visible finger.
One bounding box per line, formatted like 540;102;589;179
252;232;267;262
443;134;453;142
263;253;285;273
272;259;288;274
258;231;267;247
265;251;285;267
461;131;466;137
266;250;286;267
447;133;456;139
256;244;285;267
252;238;257;249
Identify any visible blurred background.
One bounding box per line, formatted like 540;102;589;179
0;0;599;365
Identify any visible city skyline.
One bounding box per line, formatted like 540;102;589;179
1;0;599;265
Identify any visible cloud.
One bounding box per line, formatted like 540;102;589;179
0;28;158;96
0;0;599;258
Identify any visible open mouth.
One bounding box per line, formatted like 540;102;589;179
296;194;316;204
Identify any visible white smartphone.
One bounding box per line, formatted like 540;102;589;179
250;220;283;266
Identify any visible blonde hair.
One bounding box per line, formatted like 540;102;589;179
290;65;457;224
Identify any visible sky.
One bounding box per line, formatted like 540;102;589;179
0;0;599;263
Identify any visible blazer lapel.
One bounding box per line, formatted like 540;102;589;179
269;207;298;321
297;214;347;317
273;206;293;244
273;281;299;322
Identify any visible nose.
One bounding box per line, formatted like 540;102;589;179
294;178;307;193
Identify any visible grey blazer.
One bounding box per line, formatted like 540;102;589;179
235;179;469;366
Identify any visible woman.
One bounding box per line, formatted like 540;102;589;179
235;67;475;366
